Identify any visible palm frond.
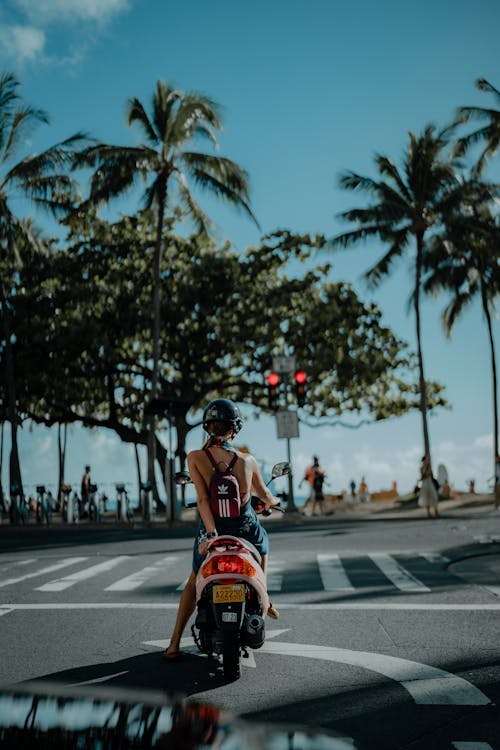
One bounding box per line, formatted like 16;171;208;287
375;155;412;202
0;72;20;112
441;292;473;336
176;170;214;236
126;97;158;144
140;176;162;211
170;94;222;146
1;105;50;163
338;171;379;193
365;231;409;288
330;224;387;249
6;131;91;182
181;152;259;228
152;81;181;144
476;78;500;102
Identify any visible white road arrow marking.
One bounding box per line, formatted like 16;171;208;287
0;609;12;617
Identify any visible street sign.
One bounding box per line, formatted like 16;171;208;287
272;355;296;374
276;410;299;439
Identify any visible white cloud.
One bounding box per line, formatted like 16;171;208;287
473;434;493;450
12;0;130;25
0;24;45;61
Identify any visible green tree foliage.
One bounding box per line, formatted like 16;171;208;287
0;72;88;495
11;214;445;508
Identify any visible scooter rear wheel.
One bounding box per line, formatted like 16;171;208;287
222;632;240;681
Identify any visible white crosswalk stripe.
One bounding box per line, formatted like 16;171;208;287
452;742;494;749
420;552;450;565
104;556;179;591
267;559;285;591
0;551;486;596
0;557;88;588
369;553;431;592
317;554;355;591
36;556;130;591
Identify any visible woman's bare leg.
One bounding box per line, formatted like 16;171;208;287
163;570;197;656
260;554;279;619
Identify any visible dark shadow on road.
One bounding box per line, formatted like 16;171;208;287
19;649;231;695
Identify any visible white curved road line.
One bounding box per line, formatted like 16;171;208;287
260;641;491;706
141;633;490;706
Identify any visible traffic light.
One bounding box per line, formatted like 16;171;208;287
266;372;280;411
295;370;307;406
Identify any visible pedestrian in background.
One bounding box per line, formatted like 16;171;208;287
417;455;439;519
80;465;91;518
299;456;324;515
359;476;369;503
311;466;326;515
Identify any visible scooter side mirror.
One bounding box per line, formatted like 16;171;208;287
175;471;192;485
271;461;290;479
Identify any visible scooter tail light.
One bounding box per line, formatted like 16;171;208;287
200;554;256;578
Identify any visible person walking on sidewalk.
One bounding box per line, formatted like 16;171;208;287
300;456;325;515
163;398;281;661
80;465;91;519
417;455;439;519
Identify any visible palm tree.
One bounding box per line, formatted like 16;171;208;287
331;125;465;462
424;200;500;465
455;78;500;175
0;72;87;496
77;80;258;494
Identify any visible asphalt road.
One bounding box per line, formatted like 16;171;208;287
1;507;499;749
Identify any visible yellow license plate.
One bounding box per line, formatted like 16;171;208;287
213;584;245;604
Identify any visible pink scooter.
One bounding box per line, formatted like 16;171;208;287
177;461;288;680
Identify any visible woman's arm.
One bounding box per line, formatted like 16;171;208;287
187;452;217;536
249;456;280;508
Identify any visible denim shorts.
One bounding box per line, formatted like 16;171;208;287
192;501;269;573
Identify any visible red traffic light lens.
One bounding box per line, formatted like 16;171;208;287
267;372;280;387
295;370;306;384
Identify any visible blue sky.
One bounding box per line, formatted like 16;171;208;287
1;0;499;499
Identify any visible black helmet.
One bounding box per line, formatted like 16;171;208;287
202;399;243;435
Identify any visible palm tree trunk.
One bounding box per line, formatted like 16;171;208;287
57;423;67;510
134;442;143;511
147;185;167;491
414;235;431;461
481;283;499;465
0;281;23;496
0;421;4;509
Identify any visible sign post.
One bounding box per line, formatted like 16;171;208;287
275;410;299;512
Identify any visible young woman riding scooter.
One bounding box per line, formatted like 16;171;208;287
163;398;281;661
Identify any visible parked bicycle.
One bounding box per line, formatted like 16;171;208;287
9;484;27;525
116;483;133;523
140;481;154;521
88;483;103;522
61;484;78;523
35;485;52;525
